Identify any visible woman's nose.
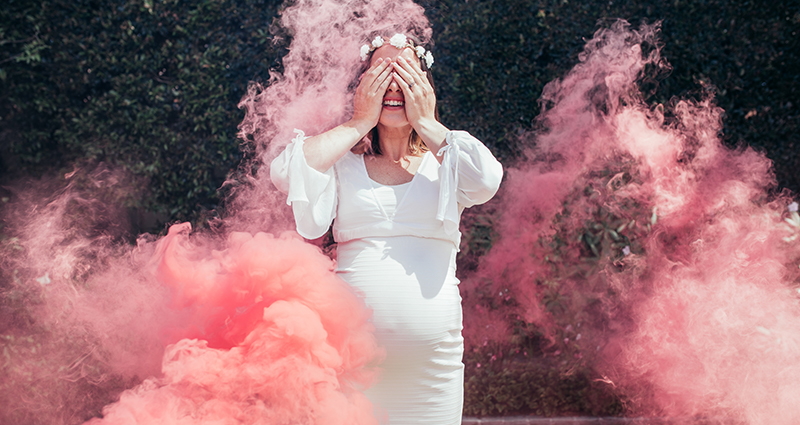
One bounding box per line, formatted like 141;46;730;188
387;77;400;92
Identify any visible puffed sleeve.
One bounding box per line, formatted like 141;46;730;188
436;131;503;234
270;129;337;239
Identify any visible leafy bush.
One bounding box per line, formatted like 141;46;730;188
1;0;286;228
464;345;624;417
424;0;799;185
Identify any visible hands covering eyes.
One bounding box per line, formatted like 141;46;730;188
351;58;393;128
391;56;437;130
351;55;437;132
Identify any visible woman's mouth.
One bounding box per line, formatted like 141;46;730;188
383;99;404;108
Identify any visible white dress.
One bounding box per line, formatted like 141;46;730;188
271;130;503;425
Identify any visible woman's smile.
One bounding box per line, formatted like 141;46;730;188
383;96;405;111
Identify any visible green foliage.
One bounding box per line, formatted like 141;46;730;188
464;345;623;417
0;0;286;227
2;0;798;225
535;154;654;361
423;0;799;183
458;204;500;274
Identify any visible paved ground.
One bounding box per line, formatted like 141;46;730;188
462;418;725;425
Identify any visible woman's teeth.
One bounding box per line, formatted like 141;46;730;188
383;100;404;107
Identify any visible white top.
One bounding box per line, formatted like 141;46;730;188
369;182;410;216
270;130;503;247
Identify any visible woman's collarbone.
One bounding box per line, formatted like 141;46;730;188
366;154;423;185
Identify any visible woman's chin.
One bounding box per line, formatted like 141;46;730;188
378;113;411;129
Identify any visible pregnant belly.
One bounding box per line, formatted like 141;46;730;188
335;236;462;345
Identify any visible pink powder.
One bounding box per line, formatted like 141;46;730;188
5;6;798;425
85;225;382;425
463;20;800;423
1;1;432;423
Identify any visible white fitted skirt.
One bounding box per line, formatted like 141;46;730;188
336;236;464;425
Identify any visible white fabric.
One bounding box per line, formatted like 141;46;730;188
270;130;502;425
269;129;338;239
337;236;464;425
369;182;410;215
271;130;503;247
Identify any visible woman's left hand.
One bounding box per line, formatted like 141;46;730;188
392;56;436;130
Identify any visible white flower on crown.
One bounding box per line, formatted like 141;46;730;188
389;33;408;49
359;33;434;69
359;44;371;61
424;51;434;68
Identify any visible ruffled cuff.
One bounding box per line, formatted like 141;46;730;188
270;129;337;239
436;131;503;237
436;132;464;236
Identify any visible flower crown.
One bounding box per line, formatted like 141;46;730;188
360;33;434;69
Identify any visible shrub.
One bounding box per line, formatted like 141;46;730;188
0;0;286;228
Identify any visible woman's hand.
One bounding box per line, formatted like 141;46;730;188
300;59;392;172
352;58;394;129
392;56;437;129
393;56;450;159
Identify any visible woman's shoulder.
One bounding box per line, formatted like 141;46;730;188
418;149;439;171
337;149;363;166
332;149;365;178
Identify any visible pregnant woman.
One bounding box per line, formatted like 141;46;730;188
271;33;503;424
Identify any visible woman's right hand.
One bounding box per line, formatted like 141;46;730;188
351;58;393;128
300;59;392;171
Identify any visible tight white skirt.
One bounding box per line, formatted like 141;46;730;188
336;236;464;425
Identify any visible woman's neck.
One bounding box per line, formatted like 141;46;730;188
376;124;414;161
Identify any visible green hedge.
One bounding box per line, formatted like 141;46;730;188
425;0;799;183
2;0;798;228
0;0;286;227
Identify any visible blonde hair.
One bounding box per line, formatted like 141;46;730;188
365;127;429;156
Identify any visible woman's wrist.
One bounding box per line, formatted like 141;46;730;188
415;118;450;156
345;117;376;139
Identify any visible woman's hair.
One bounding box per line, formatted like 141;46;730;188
352;34;438;156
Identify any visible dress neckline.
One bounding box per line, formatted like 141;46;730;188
361;152;429;187
362;152;431;220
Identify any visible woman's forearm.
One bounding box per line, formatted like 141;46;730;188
415;118;450;163
302;118;375;172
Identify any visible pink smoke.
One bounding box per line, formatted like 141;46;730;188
231;0;431;233
7;4;797;424
0;167;381;425
1;1;436;424
464;20;800;423
85;224;381;425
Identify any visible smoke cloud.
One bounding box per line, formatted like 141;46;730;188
4;2;799;424
463;20;800;424
231;0;431;233
85;225;381;425
1;0;431;424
